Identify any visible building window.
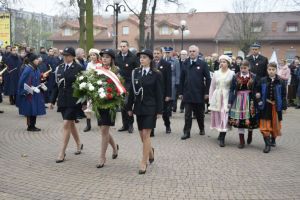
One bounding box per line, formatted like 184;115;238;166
271;22;277;32
64;28;72;36
160;25;170;35
122;26;129;35
286;23;298;32
251;25;262;33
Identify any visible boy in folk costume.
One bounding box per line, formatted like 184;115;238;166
228;60;258;148
256;62;287;153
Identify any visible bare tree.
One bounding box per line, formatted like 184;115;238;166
226;0;280;55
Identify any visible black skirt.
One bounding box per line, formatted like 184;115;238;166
97;109;115;126
58;106;79;120
136;115;157;130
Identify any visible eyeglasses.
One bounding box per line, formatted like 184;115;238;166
189;50;196;52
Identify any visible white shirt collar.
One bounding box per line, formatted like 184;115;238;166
142;67;150;75
241;73;250;78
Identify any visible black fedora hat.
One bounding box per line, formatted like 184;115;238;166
137;49;153;59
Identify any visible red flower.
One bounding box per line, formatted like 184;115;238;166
107;87;113;93
106;93;113;100
107;78;113;84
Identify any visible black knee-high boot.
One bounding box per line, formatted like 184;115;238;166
247;130;253;144
263;136;271;153
270;136;276;147
219;132;226;147
83;118;91;132
238;134;245;149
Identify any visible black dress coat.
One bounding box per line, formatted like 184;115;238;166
179;58;211;104
127;68;163;116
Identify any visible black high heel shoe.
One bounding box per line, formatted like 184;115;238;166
56;153;66;163
138;164;148;175
112;144;119;159
96;159;106;168
149;148;154;164
75;144;83;155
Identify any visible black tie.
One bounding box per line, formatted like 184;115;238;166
192;61;196;65
142;69;147;77
122;56;125;61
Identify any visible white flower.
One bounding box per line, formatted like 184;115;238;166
79;82;87;89
97;80;103;85
98;87;104;93
99;92;106;99
78;76;84;81
88;85;95;91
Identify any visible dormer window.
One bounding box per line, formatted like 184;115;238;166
160;25;171;35
286;22;298;32
64;28;72;36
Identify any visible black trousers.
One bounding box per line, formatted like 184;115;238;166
163;100;172;127
27;116;37;127
183;103;205;134
121;82;134;128
180;100;185;111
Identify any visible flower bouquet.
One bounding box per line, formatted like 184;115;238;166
73;67;126;120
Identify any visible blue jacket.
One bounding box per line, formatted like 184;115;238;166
3;54;22;95
17;65;46;116
257;75;287;120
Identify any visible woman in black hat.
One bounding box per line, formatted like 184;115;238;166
127;49;163;174
50;47;84;163
17;53;47;131
96;48;119;168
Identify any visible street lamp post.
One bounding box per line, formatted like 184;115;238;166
173;20;190;50
105;0;126;50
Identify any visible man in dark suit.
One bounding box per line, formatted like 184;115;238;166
179;45;211;140
246;43;268;79
152;47;172;136
115;41;139;133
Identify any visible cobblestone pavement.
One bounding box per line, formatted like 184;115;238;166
0;97;300;200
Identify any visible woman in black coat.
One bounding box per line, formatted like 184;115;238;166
127;49;163;174
50;47;83;163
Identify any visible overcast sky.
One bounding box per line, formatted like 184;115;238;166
7;0;299;16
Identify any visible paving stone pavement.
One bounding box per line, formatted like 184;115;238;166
0;97;300;200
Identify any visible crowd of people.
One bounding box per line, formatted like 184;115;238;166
0;41;300;174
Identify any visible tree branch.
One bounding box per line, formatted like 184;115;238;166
123;0;140;17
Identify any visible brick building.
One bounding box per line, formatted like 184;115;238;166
49;11;300;59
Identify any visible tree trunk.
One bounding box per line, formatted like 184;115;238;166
138;0;148;50
77;0;86;50
85;0;94;50
150;0;157;51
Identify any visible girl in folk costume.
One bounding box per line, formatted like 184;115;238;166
256;62;287;153
209;55;235;147
228;60;258;148
83;48;102;132
96;49;120;168
17;53;48;131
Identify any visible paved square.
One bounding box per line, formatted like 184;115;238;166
0;97;300;200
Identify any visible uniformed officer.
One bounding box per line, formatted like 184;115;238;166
246;43;269;79
245;43;269;144
179;45;211;140
115;41;138;133
50;47;84;163
163;47;181;113
127;49;163;174
152;47;172;135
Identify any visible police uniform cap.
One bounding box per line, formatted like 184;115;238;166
137;49;153;59
62;47;76;57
